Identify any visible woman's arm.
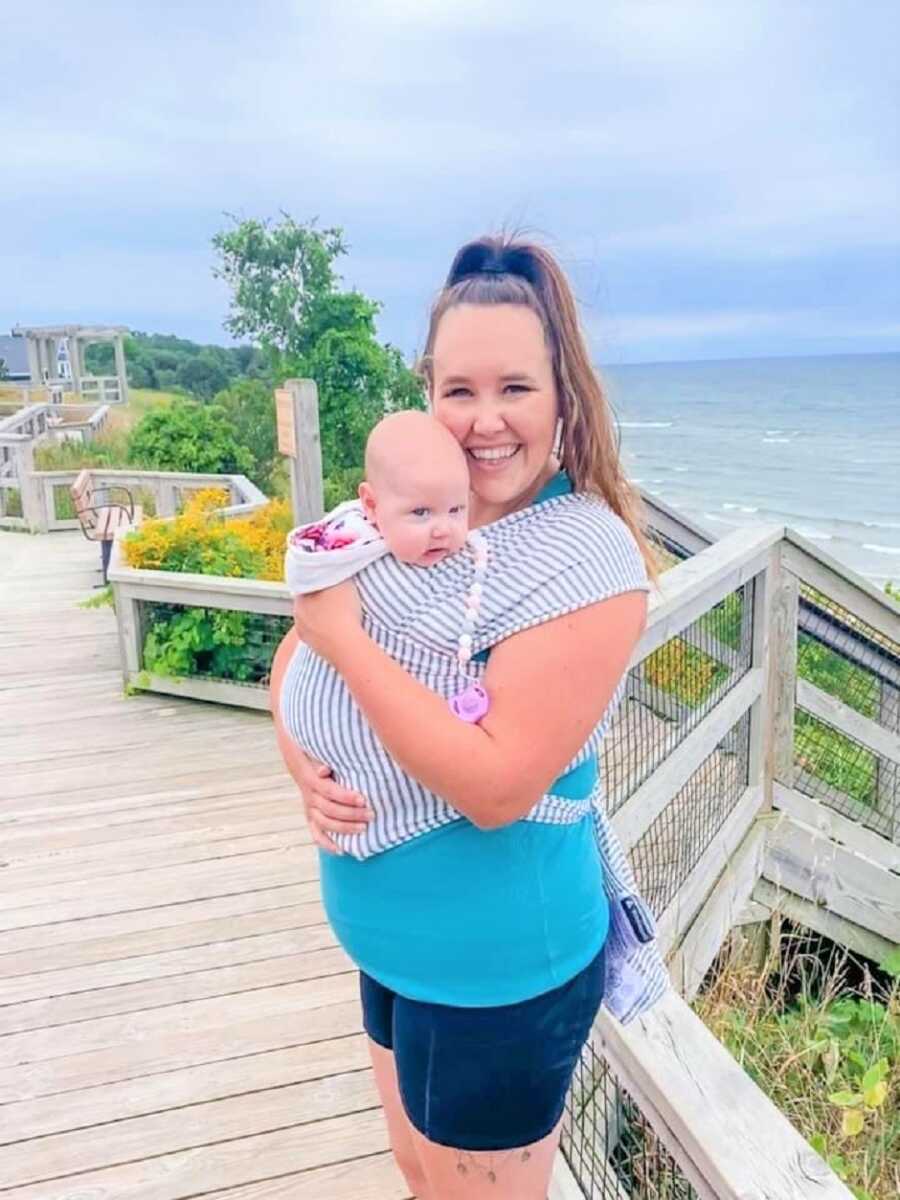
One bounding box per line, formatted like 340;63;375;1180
301;586;647;830
269;628;372;851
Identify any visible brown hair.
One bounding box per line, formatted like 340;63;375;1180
416;233;664;588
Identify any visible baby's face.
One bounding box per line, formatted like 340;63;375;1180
363;470;469;566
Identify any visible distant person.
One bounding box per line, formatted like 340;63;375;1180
271;234;669;1200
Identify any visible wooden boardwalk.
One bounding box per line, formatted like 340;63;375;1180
0;532;408;1199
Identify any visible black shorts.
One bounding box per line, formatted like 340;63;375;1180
359;941;606;1151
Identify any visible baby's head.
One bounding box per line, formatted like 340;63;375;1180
360;411;470;567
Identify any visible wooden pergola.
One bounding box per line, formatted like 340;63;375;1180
12;323;129;404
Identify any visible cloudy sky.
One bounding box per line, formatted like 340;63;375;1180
2;1;898;364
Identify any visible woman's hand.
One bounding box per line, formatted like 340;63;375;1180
277;731;373;854
292;580;363;666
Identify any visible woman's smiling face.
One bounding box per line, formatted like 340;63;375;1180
430;304;559;526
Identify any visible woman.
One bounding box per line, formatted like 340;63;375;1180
270;236;665;1200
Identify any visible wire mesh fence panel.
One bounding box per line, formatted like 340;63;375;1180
603;579;755;818
52;483;76;521
562;1037;698;1199
630;710;752;919
794;581;899;843
137;600;292;687
0;485;22;518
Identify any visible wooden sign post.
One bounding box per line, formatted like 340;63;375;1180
275;379;324;524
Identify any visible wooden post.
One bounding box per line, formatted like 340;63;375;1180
113;335;129;405
15;440;47;532
68;335;82;397
276;379;324;524
748;544;798;813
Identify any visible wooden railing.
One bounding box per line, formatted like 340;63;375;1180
78;375;123;405
104;498;898;1199
13;466;266;534
559;522;897;1199
0;401;110;529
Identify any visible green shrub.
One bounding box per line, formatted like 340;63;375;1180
126;399;254;476
142;606;291;683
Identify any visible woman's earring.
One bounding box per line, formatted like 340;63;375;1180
552;416;564;460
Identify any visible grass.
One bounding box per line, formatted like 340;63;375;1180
695;920;900;1200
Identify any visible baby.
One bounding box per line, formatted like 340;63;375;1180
285;409;470;594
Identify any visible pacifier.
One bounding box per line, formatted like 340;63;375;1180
449;683;490;723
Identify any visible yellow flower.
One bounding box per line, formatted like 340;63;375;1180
123;491;291;581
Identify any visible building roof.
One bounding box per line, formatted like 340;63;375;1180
0;333;30;379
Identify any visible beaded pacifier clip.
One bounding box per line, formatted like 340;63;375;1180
448;529;490;723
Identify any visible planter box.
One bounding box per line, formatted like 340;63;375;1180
108;515;291;711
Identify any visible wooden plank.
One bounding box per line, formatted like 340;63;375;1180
764;552;799;796
732;898;772;926
0;749;286;805
0;843;319;914
127;669;272;710
763;813;900;944
0;870;321;935
1;1034;371;1143
595;990;853;1200
638;523;780;660
0;999;364;1104
2;1108;392;1200
3;1075;383;1192
0;805;304;861
0;890;321;963
0;827;311;891
0;772;294;826
0;926;341;1019
781;531;900;646
0;972;359;1067
752;877;897;966
797;677;900;767
1;939;344;1033
197;1154;410;1200
772;782;900;872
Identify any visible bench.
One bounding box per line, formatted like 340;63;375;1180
70;470;141;584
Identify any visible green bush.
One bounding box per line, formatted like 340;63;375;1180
143;606;291;683
126;399;254;476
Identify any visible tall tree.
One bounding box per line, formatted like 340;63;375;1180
212;213;424;479
212;214;347;361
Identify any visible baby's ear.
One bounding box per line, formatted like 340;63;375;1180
358;481;376;520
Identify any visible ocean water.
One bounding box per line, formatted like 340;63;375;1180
603;352;900;594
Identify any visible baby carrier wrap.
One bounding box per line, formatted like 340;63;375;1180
281;488;670;1023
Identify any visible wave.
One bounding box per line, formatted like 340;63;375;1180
723;502;759;513
619;421;674;428
863;543;900;556
762;437;791;444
